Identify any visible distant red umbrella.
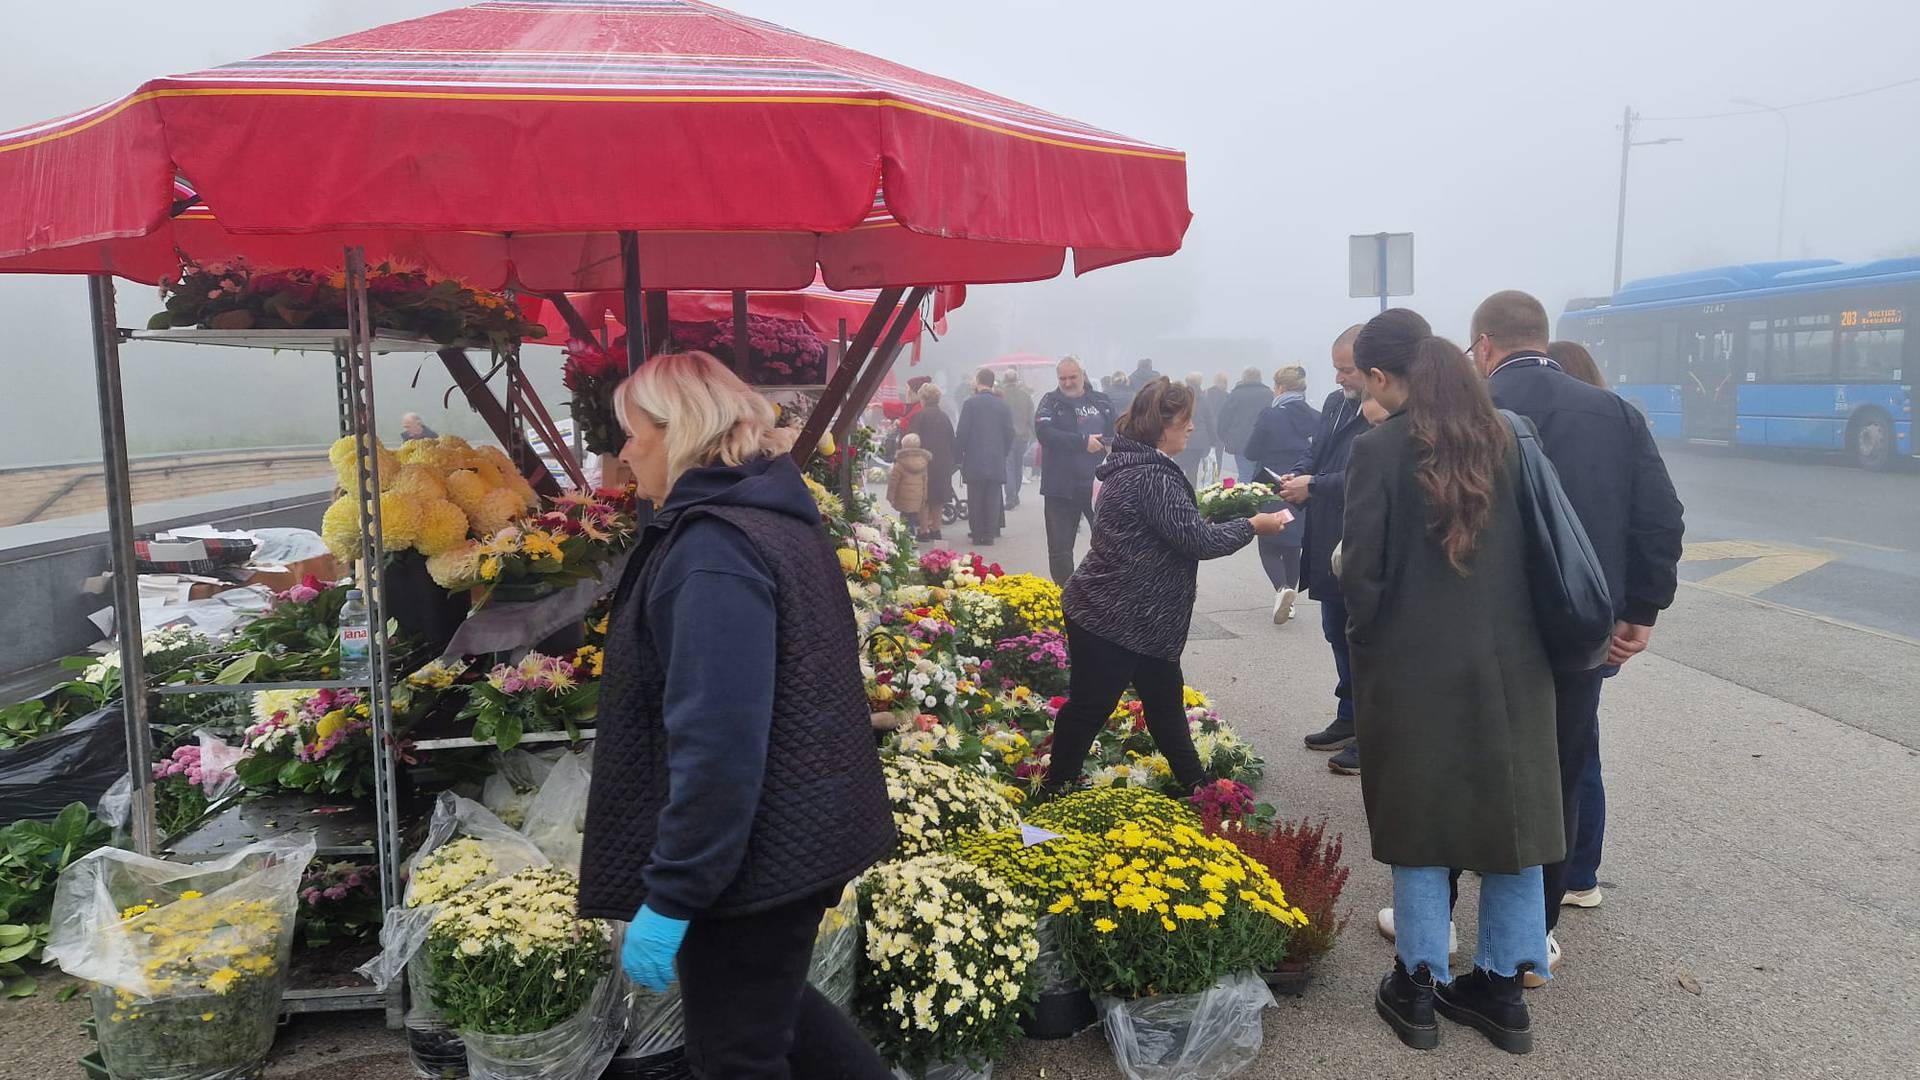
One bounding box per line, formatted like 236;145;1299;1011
520;276;963;345
0;1;1190;290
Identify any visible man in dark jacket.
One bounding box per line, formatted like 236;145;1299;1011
1465;290;1685;977
954;367;1016;545
1132;356;1162;387
1033;356;1116;582
1174;372;1219;484
1278;325;1370;773
1216;367;1275;480
1001;370;1037;511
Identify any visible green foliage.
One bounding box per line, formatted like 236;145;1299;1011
0;804;113;996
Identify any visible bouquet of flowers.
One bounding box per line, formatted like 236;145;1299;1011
427;488;639;601
46;837;312;1080
150;741;239;837
1048;820;1307;998
149;258;545;350
322;435;539;563
456;653;599;751
987;630;1070;696
1025;787;1199;841
970;573;1064;635
236;688;377;797
948;589;1011;652
297;861;383;948
562;339;626;456
421;867;611;1036
885;714;985;772
856;854;1038;1077
880;755;1021;858
917;549;1004;589
1194;477;1279;522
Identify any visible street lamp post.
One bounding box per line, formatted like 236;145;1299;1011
1734;97;1790;259
1612;107;1683;294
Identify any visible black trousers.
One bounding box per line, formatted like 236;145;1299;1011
678;884;892;1080
1043;490;1097;583
1042;620;1206;791
966;477;1005;542
1448;667;1605;934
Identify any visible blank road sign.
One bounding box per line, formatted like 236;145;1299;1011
1349;233;1414;298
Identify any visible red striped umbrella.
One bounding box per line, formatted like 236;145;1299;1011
0;0;1190;290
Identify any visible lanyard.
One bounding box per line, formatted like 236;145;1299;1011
1490;355;1562;378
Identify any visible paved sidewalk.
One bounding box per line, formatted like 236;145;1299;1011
5;494;1914;1079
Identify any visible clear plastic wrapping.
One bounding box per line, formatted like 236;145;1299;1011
479;750;555;829
462;973;630;1080
894;1064;992;1080
1095;973;1275;1080
44;835;315;1080
807;882;860;1011
519;747;592;873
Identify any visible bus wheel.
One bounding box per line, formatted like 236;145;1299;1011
1850;411;1893;471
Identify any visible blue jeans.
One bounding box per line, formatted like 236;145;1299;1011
1320;595;1354;727
1394;866;1549;983
1568;694;1606;892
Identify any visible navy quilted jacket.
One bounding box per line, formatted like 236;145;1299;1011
578;455;894;920
1063;436;1257;660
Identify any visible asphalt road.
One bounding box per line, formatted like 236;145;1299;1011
5;461;1916;1080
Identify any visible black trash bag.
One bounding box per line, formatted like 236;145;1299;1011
0;703;128;823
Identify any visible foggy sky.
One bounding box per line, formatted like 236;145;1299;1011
4;0;1919;465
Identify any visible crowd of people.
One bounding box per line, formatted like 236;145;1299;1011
870;289;1685;1053
580;287;1684;1072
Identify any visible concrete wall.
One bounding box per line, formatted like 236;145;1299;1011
0;487;332;680
0;446;332;527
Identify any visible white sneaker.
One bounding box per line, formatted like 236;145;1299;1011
1523;932;1562;989
1272;587;1297;625
1560;886;1603;909
1376;907;1460;955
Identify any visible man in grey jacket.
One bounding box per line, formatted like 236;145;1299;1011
954;368;1016;546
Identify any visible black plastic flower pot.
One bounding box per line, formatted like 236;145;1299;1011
603;1044;692;1080
406;1025;467;1078
1261;963;1314;998
1019;986;1097;1040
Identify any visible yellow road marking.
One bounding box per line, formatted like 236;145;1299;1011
1681;540;1833;596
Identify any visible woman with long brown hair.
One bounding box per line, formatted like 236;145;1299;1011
1545;340;1607;389
1340;309;1559;1055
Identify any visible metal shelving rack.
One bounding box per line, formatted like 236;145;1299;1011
90;247;427;1024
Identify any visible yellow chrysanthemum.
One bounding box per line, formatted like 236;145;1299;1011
321;494;363;561
413;498;471;556
445;470;491;514
478;444;540;507
392;464;449;501
471;487;525;536
330;436;400;494
377;490;423;549
426;542;481;589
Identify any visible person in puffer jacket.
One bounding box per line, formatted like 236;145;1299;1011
578;351;894;1079
886;432;933;532
1040;378;1292;795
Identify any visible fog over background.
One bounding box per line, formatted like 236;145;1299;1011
2;0;1918;464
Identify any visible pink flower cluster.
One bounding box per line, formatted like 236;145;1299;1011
151;744;234;793
1189;778;1257;822
300;861;375;906
918;548;960;578
485;654;579;695
275;573;330;606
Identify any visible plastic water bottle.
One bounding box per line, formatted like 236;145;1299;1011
338;589;371;681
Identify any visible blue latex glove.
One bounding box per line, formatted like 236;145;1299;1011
621;905;689;993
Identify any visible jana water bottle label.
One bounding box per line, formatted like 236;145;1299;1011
340;626;371;650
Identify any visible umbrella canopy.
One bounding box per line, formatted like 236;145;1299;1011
0;0;1190;290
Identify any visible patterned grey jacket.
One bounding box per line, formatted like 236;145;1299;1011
1062;436;1257;660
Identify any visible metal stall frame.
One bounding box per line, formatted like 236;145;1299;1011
90;246;409;1023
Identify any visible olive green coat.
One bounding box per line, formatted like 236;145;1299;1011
1338;414;1564;873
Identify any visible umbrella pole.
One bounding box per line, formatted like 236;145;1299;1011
620;230;645;374
793;287;905;461
88;275;155;856
836;286;931;445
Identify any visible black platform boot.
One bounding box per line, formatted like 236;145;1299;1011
1375;959;1439;1050
1434;966;1534;1054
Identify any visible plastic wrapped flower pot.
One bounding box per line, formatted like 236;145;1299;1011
1020;916;1096;1040
807;882;861;1012
1096;973;1275;1080
856;854;1038;1079
44;835;315;1080
893;1064;991;1080
604;981;689;1080
422;867;620;1080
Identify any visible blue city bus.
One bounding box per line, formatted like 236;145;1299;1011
1557;258;1919;469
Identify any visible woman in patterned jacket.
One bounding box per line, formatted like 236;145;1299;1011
1039;378;1292;795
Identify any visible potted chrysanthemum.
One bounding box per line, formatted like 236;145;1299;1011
856;854;1039;1079
880;755;1021;858
1049;820;1305;1080
946;827;1103;1040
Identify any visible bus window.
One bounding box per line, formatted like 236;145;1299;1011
1836;306;1905;382
1744;319;1768;380
1614;335;1659;383
1769;314;1835;381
